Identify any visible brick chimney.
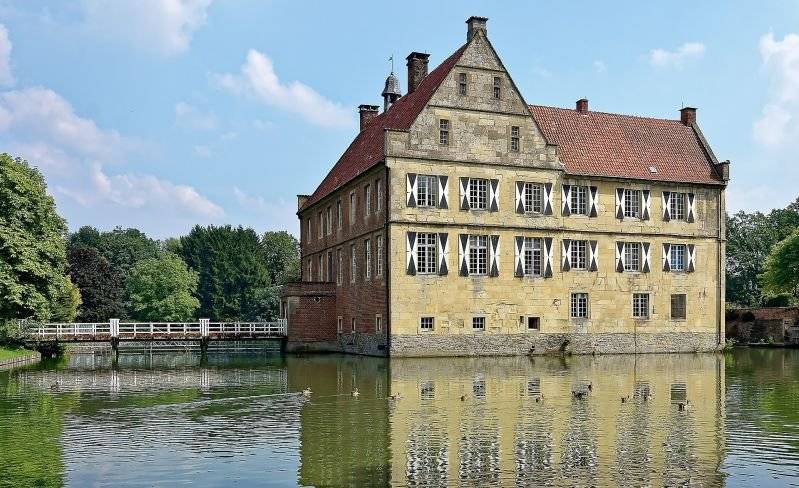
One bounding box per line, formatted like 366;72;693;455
680;107;697;125
406;52;430;95
576;98;589;113
466;16;488;41
358;104;379;131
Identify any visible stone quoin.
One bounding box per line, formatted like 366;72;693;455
281;16;729;357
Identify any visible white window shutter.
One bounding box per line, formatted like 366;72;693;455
514;236;524;277
544;183;554;215
515;182;524;214
489;179;499;212
489;235;500;277
642;242;651;273
406;232;417;275
438;176;449;209
662;243;671;272
438;233;449;275
406;173;417;207
459;178;470;210
543;237;554;278
562;239;571;271
562;184;571;216
589;186;598;217
687;193;696;223
589;240;598;271
458;234;469;276
687;244;696;272
615;188;625;220
662;191;671;221
615;242;625;273
642;190;651;220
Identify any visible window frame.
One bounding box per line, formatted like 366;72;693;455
350;244;356;283
623;189;642;219
468;234;488;276
458;73;467;96
570;293;589;319
520;315;540;331
670;244;687;272
633;293;650;320
325;206;332;235
318;211;323;240
571;185;589;216
317;255;323;281
670;192;687;221
336;248;343;285
420;316;434;331
493;76;501;99
522;182;544;214
416;174;439;208
523;236;543;277
364;238;371;280
351;317;356;333
439;119;450;145
376;179;383;213
671;294;687;320
336;200;342;230
376;235;383;277
376;314;383;333
416;232;438;275
337;316;343;334
468;178;489;210
510;125;520;152
472;316;486;331
349;192;356;225
571;240;588;270
624;242;642;272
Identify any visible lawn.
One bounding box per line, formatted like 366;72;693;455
0;346;36;362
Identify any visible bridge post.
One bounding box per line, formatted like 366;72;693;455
199;318;209;355
110;318;120;358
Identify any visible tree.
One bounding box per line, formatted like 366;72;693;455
180;225;273;321
67;247;125;321
761;229;799;301
69;226;159;277
0;154;78;321
126;253;199;321
262;231;300;285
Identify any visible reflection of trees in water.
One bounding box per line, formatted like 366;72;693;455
560;395;598;484
514;377;555;486
615;381;652;486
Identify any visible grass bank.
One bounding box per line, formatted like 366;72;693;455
0;346;36;362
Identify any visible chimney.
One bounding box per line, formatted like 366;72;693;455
406;52;430;95
466;16;488;41
358;104;379;131
680;106;697;125
576;98;589;113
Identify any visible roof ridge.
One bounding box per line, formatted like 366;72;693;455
529;104;682;125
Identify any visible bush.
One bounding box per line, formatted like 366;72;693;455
742;311;756;322
0;320;32;348
726;308;740;321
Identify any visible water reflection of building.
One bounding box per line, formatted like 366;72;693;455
388;354;725;487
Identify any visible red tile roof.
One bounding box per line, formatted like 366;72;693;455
529;105;724;185
300;45;468;212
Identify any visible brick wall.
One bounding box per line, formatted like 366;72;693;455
282;282;337;344
726;307;799;343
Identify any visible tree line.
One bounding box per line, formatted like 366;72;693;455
1;154;299;325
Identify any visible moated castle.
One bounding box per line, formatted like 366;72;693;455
280;17;729;357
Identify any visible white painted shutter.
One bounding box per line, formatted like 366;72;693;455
687;193;696;223
515;182;524;214
642;242;651;273
544;183;554;215
406;232;417;275
687;244;696;272
615;241;625;273
662;243;671;272
543;237;554;278
615;188;625;220
437;233;449;275
514;236;525;277
589;240;598;271
406;173;417;207
489;235;500;277
459;178;470;210
642;190;651;220
458;234;469;276
662;191;671;221
589;186;598;217
489;179;499;212
438;176;449;209
561;184;572;216
561;239;571;271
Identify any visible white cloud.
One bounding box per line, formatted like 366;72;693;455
233;186;298;235
193;145;212;158
214;49;353;128
593;60;607;73
0;24;13;86
252;119;274;131
648;42;705;68
81;0;213;56
175;101;217;131
0;86;224;228
753;33;799;147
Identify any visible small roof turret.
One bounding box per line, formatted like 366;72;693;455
382;71;402;111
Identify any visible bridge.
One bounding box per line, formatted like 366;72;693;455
26;318;287;353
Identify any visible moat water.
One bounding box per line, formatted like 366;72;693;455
0;348;798;487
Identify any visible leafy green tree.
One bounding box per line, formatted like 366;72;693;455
0;154;78;321
67;247;125;321
126;253;199;321
262;231;300;285
761;229;799;301
180;225;273;321
69;226;159;277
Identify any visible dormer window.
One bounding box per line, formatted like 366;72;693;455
493;77;501;99
458;73;467;96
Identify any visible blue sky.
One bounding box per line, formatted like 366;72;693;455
0;1;797;238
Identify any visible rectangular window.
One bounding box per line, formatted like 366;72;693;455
520;316;540;331
349;192;356;225
571;293;589;318
439;119;449;145
365;184;371;217
326;206;332;235
417;174;439;208
670;192;687;221
671;244;686;271
493;76;501;98
376;179;383;213
376;235;383;277
571;186;589;215
624;189;641;218
468;178;489;210
306;219;311;243
624;242;642;272
336;200;342;230
337;317;343;334
420;316;434;331
510;126;520;152
307;259;311;282
523;182;544;213
472;316;486;330
458;73;467;95
468;235;488;276
417;232;438;275
671;294;687;320
571;240;588;270
318;255;323;281
351;317;356;333
327;251;332;282
364;239;371;280
350;244;356;283
318;211;323;240
376;314;382;333
523;237;543;277
633;293;650;319
336;249;343;285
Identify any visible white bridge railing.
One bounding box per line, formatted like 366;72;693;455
30;318;287;340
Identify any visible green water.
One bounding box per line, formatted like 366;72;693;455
0;348;797;487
